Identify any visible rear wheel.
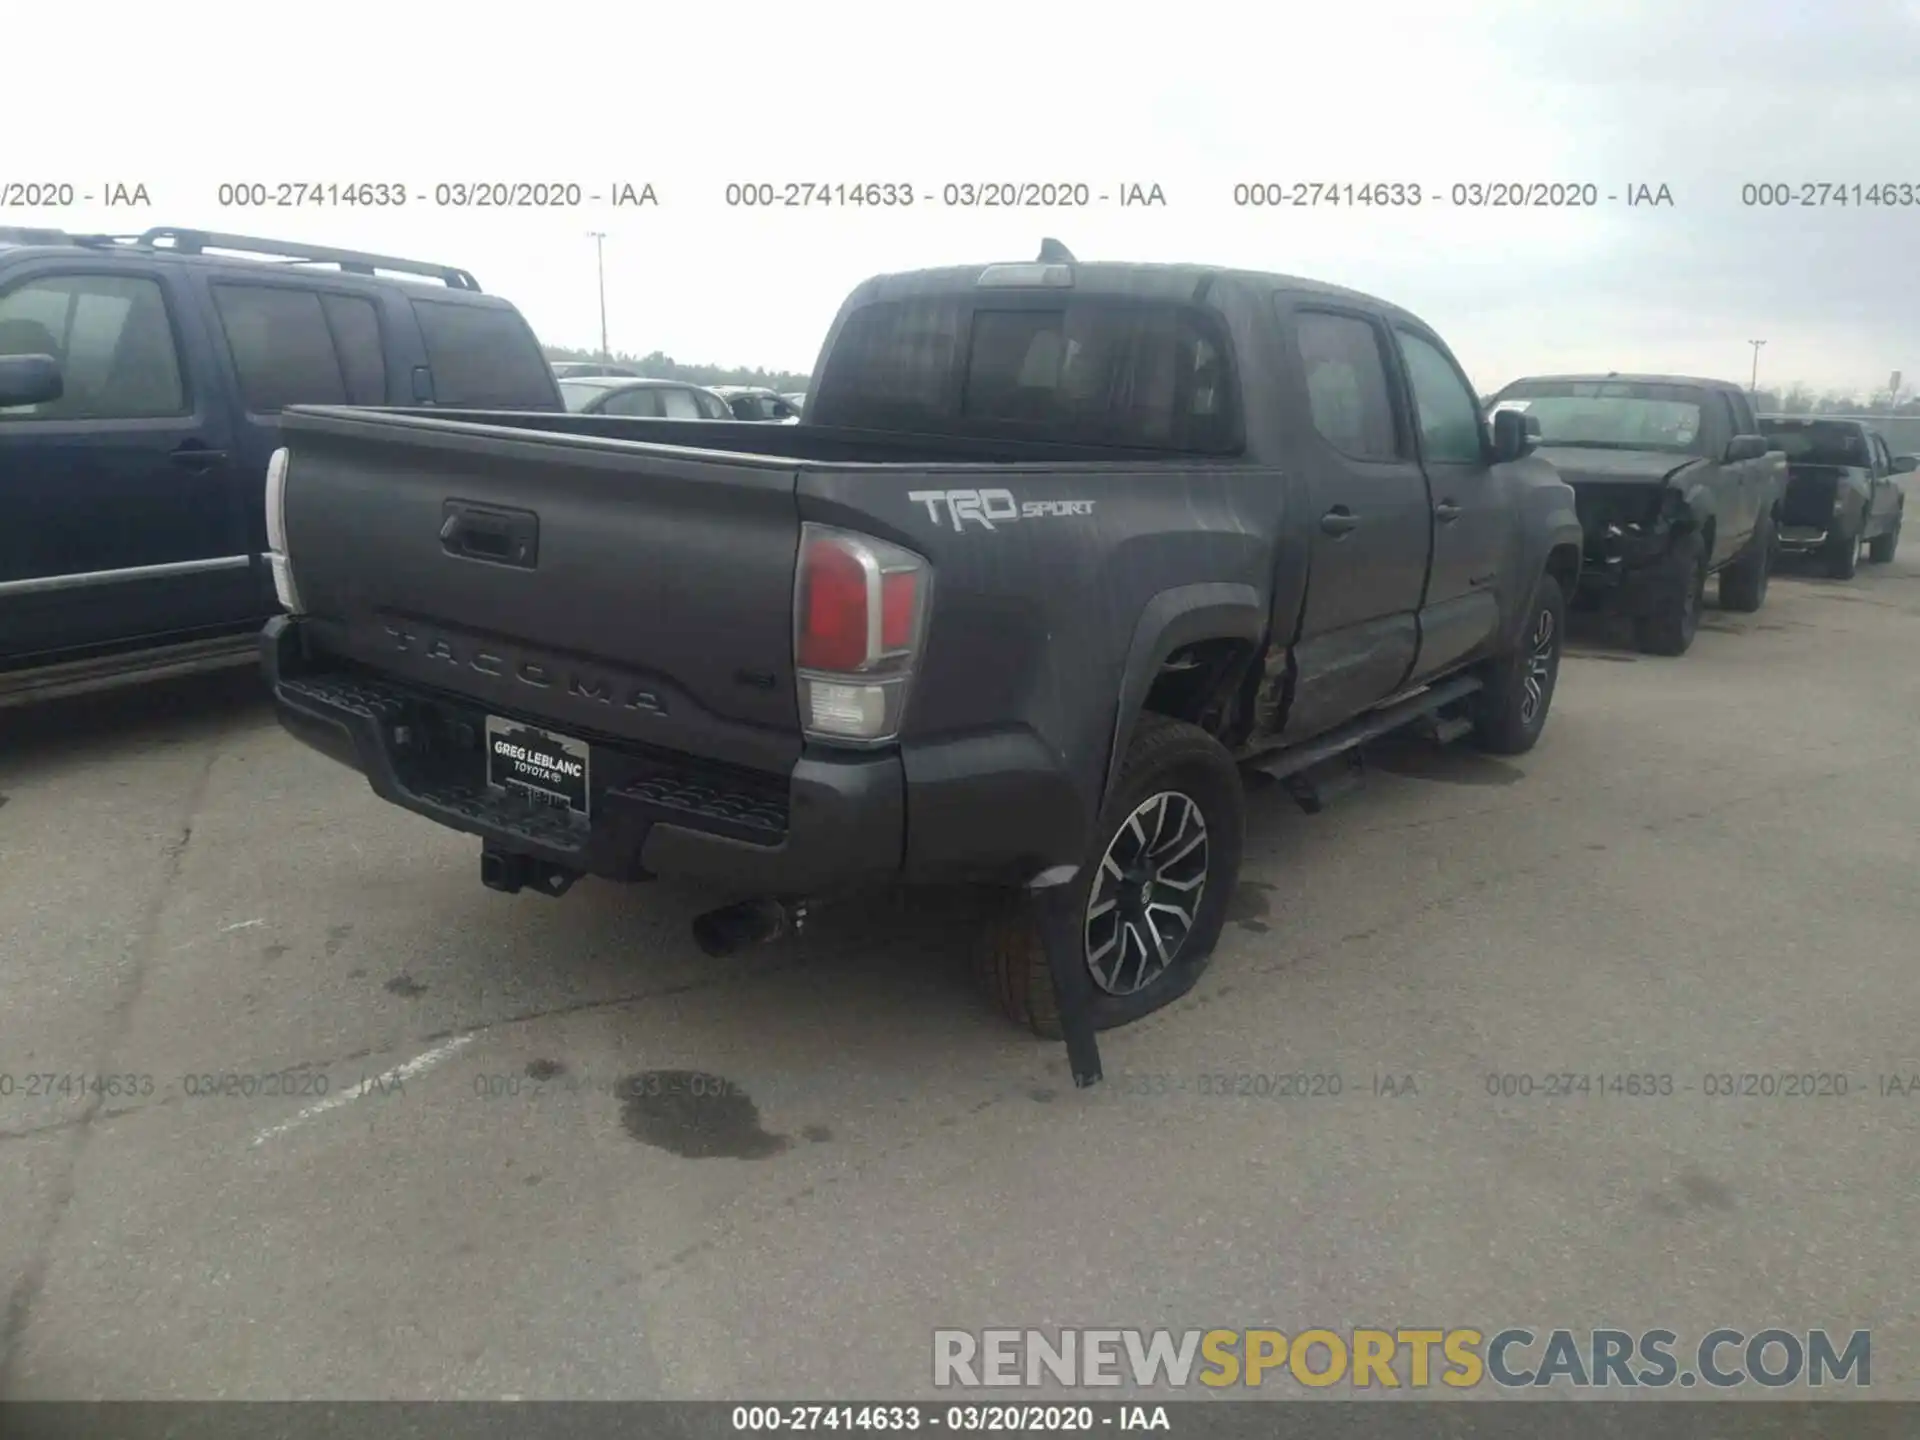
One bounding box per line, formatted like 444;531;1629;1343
1471;570;1564;756
1868;513;1900;564
1634;530;1707;656
978;715;1244;1038
1824;523;1860;579
1718;512;1774;612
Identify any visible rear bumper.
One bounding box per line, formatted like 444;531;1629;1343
263;616;1086;894
264;615;903;894
1778;524;1836;550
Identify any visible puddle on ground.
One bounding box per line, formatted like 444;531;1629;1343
617;1070;791;1159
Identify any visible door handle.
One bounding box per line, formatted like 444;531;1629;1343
1319;507;1360;537
169;443;228;471
1434;501;1462;523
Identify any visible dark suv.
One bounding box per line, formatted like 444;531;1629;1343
0;226;563;706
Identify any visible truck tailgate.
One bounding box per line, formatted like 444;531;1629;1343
279;409;803;774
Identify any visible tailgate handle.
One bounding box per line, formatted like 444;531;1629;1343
441;500;538;568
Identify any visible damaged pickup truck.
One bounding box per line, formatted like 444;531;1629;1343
1757;414;1909;577
1488;374;1787;655
261;248;1583;1085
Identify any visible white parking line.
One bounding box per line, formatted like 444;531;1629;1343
249;1034;473;1148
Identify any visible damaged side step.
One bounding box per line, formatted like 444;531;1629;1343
1418;712;1476;746
1245;673;1483;810
1280;750;1364;815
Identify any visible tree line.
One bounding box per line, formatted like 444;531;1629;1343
543;345;810;393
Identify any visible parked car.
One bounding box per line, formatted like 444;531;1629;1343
0;226;562;707
712;385;802;423
260;247;1582;1084
558;376;732;419
1487;373;1787;655
1758;415;1908;575
550;362;640;379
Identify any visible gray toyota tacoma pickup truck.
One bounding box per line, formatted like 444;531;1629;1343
1488;373;1788;655
262;246;1583;1084
1758;414;1910;577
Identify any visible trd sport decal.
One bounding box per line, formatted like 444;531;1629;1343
907;488;1097;532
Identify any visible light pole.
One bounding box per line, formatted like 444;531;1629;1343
1748;339;1766;396
588;231;610;360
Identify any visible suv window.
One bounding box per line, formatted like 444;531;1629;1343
694;389;730;420
321;294;387;404
1293;310;1401;461
213;284;338;412
0;273;187;420
1870;432;1892;473
410;299;556;408
1395;330;1484;464
810;295;1239;452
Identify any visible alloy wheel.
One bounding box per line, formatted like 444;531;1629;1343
1519;604;1558;726
1084;791;1209;995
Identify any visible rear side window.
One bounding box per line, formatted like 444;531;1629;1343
659;387;701;419
410;299;557;408
213;284;349;412
0;272;186;420
321;294;387;404
1293;310;1401;460
812;295;1238;452
694;389;730;420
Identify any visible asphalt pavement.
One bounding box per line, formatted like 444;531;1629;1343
1;553;1916;1401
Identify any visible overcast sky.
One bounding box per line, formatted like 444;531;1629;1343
13;0;1917;393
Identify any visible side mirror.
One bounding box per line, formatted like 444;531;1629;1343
0;353;63;409
1725;434;1769;463
1490;407;1540;462
1892;454;1917;474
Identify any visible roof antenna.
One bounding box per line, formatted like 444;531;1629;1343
1037;237;1075;263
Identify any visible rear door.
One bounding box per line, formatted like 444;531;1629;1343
1867;431;1899;531
197;275;395;615
1720;387;1762;550
0;261;246;663
1389;323;1507;681
1272;299;1431;742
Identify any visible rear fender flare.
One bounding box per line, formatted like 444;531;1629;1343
1101;583;1266;813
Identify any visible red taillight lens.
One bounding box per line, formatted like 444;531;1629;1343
881;570;918;652
798;537;870;672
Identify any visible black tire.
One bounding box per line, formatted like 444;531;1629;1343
1633;530;1707;656
977;714;1245;1038
1868;516;1900;564
1824;523;1859;579
1718;512;1774;613
1470;570;1565;756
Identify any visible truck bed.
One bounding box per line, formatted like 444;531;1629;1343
273;405;1277;856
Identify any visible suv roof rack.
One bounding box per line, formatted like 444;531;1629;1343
129;228;482;290
13;226;483;291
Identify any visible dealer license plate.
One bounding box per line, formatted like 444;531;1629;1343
485;716;590;820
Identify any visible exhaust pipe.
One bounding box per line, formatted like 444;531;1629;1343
692;897;805;958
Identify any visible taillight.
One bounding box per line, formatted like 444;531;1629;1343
264;446;304;613
793;524;931;744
